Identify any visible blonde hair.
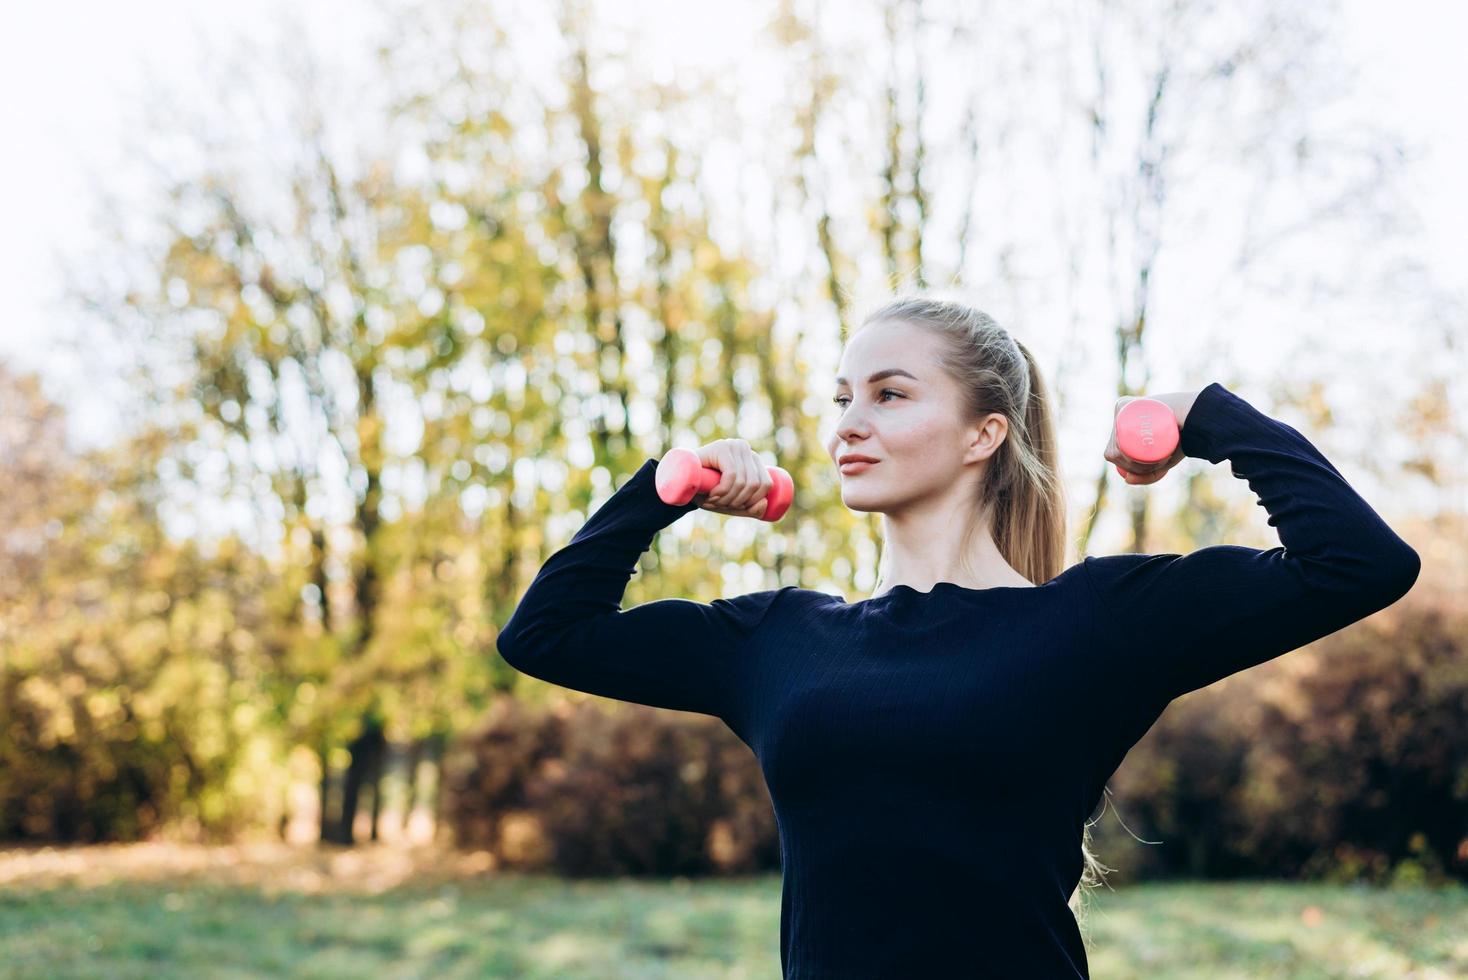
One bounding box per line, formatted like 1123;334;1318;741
853;289;1112;937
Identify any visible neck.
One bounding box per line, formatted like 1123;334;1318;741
874;494;1030;595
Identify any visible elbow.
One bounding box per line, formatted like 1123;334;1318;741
494;603;539;671
1393;543;1422;595
495;618;556;677
495;625;529;671
1370;543;1421;609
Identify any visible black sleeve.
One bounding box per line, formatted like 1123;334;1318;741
494;457;783;719
1082;382;1421;703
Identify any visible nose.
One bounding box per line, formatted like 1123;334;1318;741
833;404;872;448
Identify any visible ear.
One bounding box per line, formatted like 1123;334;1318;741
962;412;1009;465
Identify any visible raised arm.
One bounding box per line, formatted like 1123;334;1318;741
495;457;783;719
1083;382;1421;704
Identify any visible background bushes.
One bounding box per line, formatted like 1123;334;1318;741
1092;598;1467;884
0;675;178;841
442;697;778;877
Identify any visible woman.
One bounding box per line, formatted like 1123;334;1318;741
495;293;1421;978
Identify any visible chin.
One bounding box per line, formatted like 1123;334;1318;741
839;491;887;514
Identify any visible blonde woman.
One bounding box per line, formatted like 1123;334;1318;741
496;293;1421;978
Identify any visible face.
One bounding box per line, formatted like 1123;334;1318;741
824;320;1009;514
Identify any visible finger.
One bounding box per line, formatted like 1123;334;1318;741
733;488;766;518
694;443;721;501
1146;455;1176;474
723;451;746;510
756;465;774;508
747;452;765;509
727;449;746;500
736;453;759;510
1118;453;1166;476
709;449;735;503
732;451;756;510
727;444;746;497
695;439;725;473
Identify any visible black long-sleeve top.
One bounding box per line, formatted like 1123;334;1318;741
495;382;1421;978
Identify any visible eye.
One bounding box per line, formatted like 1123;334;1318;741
832;389;904;408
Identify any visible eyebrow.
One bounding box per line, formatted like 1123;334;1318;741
834;368;920;386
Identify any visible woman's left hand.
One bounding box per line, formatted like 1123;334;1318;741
1105;394;1190;485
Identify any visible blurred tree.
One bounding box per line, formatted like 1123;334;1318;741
55;29;527;842
0;361;284;840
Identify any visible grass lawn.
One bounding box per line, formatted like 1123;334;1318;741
1;844;1464;978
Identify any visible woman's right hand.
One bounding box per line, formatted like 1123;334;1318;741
691;438;774;519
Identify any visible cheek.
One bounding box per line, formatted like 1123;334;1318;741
889;412;951;452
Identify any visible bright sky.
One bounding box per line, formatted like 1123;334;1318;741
1;0;1463;543
0;0;384;453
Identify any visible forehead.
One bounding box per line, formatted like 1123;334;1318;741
835;320;936;382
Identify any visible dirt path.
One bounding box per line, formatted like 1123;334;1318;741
0;841;501;895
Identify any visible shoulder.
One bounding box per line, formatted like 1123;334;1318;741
1082;547;1275;605
711;584;826;620
752;585;855;618
1081;553;1176;576
768;585;846;609
1079;552;1186;597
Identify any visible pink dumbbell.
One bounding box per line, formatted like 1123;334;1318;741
1114;397;1180;477
655;448;795;522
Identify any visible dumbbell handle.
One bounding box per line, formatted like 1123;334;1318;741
655;448;794;522
1114;397;1180;476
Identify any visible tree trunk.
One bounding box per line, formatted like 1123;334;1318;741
427;732;447;844
337;720;385;845
317;739;335;844
401;738;425;837
368;737;388;842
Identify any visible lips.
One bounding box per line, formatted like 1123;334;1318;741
839;458;878;475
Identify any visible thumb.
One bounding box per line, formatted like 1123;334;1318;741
694;439;728;469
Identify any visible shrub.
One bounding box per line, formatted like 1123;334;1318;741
443;695;777;877
1095;597;1468;884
